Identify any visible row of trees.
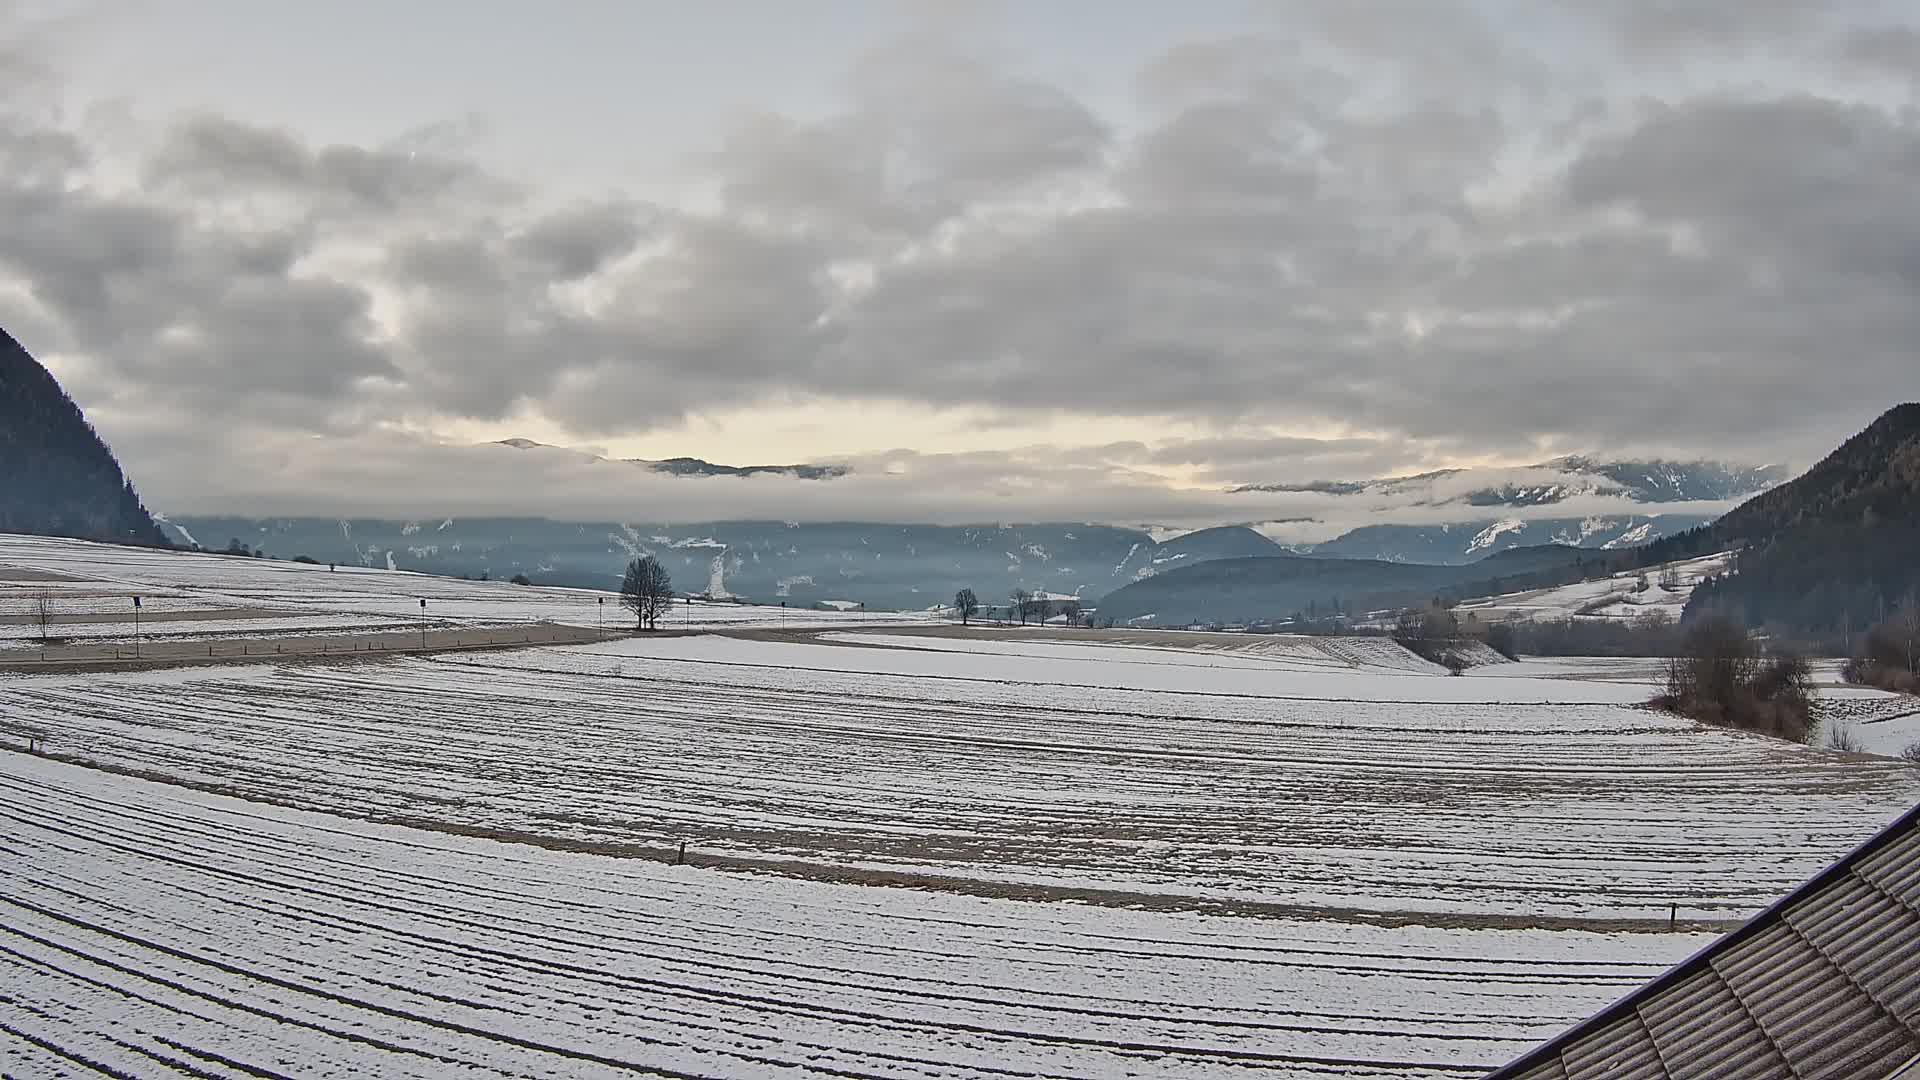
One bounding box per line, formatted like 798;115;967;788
952;588;1086;626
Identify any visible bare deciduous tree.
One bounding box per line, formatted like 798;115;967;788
953;588;979;626
620;556;674;631
32;588;52;643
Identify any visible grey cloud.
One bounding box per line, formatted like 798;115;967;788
1602;0;1831;55
509;200;652;279
146;114;506;215
0;121;86;183
1841;24;1920;77
710;37;1107;235
1142;436;1405;469
10;0;1920;520
122;423;1742;543
0;146;388;427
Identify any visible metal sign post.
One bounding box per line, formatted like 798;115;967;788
419;598;427;649
132;595;141;658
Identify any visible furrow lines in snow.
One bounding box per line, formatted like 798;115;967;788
2;752;1708;1078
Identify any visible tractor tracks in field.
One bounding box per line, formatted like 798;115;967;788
1;760;1544;1078
0;751;1734;939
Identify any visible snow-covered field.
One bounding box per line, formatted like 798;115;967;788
0;752;1709;1079
0;612;411;649
828;628;1455;675
0;533;938;634
1483;655;1920;757
6;631;1914;924
5;534;1919;1077
1454;551;1734;624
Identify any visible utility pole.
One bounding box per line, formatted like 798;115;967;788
598;595;604;636
419;598;428;649
132;594;142;658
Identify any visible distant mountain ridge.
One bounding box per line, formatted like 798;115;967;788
1235;457;1788;507
156;516;1157;609
1307;514;1714;564
493;438;848;480
0;326;166;546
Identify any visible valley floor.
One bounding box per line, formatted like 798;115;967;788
2;752;1696;1080
3;533;1919;1077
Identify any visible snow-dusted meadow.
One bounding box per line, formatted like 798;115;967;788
6;627;1915;924
4;534;1919;1077
1452;551;1734;624
1;753;1714;1079
0;533;937;645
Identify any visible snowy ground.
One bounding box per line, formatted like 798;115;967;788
1454;552;1734;624
1483;655;1920;757
6;631;1914;925
0;533;938;634
0;752;1713;1079
826;628;1454;675
4;534;1918;1076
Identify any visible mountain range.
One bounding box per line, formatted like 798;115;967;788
1304;515;1713;563
155;516;1166;608
1235;457;1790;505
494;439;848;480
1110;404;1918;635
12;316;1873;628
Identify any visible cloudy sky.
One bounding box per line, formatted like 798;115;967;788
3;0;1917;530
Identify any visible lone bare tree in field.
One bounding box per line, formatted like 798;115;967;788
954;588;979;626
620;556;674;631
32;589;52;643
1010;588;1031;626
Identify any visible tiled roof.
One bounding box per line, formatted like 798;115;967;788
1489;802;1920;1080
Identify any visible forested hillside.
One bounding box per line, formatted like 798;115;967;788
1672;404;1920;636
0;327;167;546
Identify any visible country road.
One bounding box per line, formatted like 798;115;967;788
0;622;625;672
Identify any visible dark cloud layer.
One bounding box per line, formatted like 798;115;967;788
2;2;1918;523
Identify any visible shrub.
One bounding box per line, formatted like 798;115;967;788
1840;658;1920;696
1900;742;1920;764
510;573;532;586
1653;617;1814;742
1825;722;1865;753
